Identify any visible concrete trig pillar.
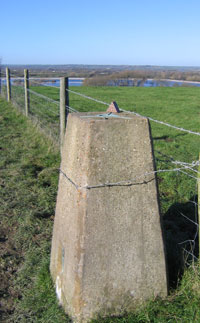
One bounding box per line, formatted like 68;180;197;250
50;112;168;322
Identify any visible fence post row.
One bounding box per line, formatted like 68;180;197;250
24;69;30;116
60;77;69;150
6;67;11;102
3;68;70;153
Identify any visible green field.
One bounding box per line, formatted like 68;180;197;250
33;85;200;215
0;86;200;322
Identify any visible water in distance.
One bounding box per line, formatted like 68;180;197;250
41;79;83;87
2;78;200;88
43;78;200;87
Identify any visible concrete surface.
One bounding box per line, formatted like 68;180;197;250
50;112;168;322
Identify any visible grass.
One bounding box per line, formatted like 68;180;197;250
0;98;67;321
0;85;200;322
9;84;60;144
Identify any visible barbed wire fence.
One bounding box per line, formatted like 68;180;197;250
10;75;26;112
27;85;60;142
0;67;199;286
0;68;63;146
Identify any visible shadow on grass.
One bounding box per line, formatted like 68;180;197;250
153;133;187;141
163;195;199;289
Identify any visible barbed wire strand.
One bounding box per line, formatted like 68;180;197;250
65;88;200;136
30;79;60;88
29;105;59;122
59;162;198;190
27;81;78;113
180;212;199;227
183;248;198;261
178;239;195;245
188;200;198;206
66;105;79;113
171;161;200;173
28;89;77;114
27;88;59;105
11;88;25;105
29;96;59;117
122;108;200;137
155;151;200;172
156;159;200;176
28;93;58;113
66;88;108;106
10;76;24;80
178;170;198;180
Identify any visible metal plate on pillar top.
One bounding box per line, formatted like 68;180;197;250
80;112;131;120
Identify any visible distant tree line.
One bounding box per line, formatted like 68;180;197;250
2;65;200;84
83;69;200;86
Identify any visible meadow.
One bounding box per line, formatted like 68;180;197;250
0;85;200;322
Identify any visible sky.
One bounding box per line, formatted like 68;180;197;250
1;0;200;66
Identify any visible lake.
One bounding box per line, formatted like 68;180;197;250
42;78;200;87
41;78;84;87
1;78;84;87
107;78;200;87
2;78;200;88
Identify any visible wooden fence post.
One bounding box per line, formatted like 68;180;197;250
60;77;69;150
198;153;200;258
6;67;11;102
24;69;30;116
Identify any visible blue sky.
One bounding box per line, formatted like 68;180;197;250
1;0;200;66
